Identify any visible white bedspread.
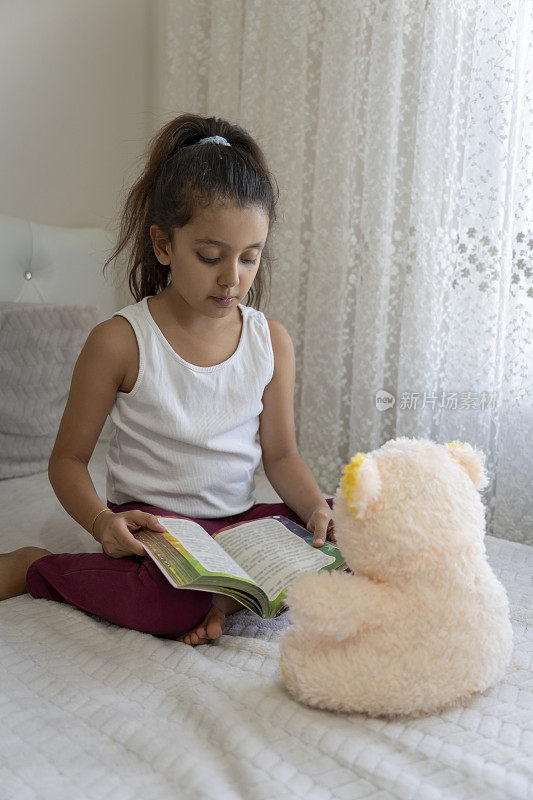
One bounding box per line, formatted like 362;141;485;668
1;441;532;799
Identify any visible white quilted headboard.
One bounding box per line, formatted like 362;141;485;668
0;213;128;447
0;212;123;322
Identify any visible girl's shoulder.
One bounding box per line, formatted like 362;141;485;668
91;315;138;394
263;315;290;339
244;305;283;333
244;308;289;344
101;296;146;337
93;314;138;362
262;316;294;361
99;311;136;339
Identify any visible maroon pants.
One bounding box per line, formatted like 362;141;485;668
26;498;334;639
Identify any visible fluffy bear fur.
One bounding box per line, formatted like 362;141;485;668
279;437;513;718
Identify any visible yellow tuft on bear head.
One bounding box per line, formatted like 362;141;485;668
445;440;466;449
341;452;366;516
444;439;488;490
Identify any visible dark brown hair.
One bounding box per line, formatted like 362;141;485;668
103;113;279;310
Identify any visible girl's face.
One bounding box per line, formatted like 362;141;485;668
150;203;269;318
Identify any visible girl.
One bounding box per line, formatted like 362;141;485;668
0;113;336;646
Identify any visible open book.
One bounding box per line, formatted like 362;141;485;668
133;514;347;619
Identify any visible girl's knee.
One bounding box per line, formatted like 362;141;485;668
136;563;213;636
26;547;53;567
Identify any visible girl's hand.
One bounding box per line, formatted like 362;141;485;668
306;504;337;547
93;509;165;558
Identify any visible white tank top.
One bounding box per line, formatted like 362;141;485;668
105;295;275;518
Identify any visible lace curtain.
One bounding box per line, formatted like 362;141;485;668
161;0;532;545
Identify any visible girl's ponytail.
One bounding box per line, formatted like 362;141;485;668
103;113;279;310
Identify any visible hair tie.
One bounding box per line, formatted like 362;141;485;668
197;135;231;147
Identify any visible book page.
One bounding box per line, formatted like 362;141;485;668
213;518;336;601
156;517;255;583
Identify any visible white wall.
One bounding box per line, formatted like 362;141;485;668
0;0;153;238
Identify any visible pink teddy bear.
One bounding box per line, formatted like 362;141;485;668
279;437;513;718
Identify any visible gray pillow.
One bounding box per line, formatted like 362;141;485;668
0;302;98;479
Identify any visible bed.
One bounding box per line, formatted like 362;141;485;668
1;213;531;800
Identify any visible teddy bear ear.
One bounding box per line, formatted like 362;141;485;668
444;440;489;491
339;452;381;519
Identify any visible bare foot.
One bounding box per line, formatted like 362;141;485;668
0;547;52;601
177;594;246;646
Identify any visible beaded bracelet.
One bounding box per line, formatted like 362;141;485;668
91;507;111;538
